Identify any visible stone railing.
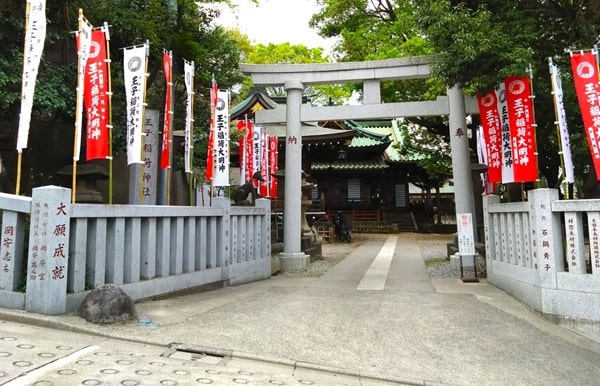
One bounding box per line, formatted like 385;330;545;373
483;189;600;341
0;186;271;315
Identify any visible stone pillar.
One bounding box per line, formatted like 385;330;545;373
528;189;563;286
255;198;272;279
212;197;231;280
280;80;310;271
448;85;477;266
26;186;71;314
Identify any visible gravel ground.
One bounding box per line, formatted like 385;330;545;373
276;232;460;279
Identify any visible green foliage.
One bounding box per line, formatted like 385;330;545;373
0;0;244;185
395;119;452;184
240;42;352;105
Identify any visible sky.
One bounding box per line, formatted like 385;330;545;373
216;0;335;52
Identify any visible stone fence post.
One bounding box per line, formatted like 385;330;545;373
528;189;563;290
212;197;231;280
25;186;71;314
255;198;272;278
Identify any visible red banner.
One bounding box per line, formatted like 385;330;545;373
237;120;250;183
83;29;109;161
477;90;502;184
245;123;254;184
205;80;218;181
160;51;172;169
571;52;600;179
259;132;269;197
269;136;278;198
504;76;538;182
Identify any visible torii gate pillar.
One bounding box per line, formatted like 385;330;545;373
279;80;310;271
448;85;478;249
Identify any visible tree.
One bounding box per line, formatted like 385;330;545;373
0;0;244;191
239;42;353;106
310;0;440;103
413;0;600;195
311;0;600;195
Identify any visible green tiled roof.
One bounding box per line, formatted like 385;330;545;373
311;155;389;172
230;90;279;118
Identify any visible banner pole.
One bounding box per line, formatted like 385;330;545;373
139;40;150;204
189;62;195;205
72;9;85;203
15;1;31;195
548;57;568;199
166;50;173;205
104;22;114;204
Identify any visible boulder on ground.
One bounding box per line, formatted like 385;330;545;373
78;284;137;324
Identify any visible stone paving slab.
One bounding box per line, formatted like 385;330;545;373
0;319;405;386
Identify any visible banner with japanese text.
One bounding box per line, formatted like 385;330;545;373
237;120;251;184
496;82;515;183
549;58;575;184
269;136;278;198
505;76;538;182
73;15;92;161
570;51;600;179
160;50;173;169
206;80;217;181
212;90;230;186
477;90;502;184
123;44;147;165
251;125;261;185
183;60;194;173
83;29;110;161
17;0;47;152
259;131;269;197
245;121;254;183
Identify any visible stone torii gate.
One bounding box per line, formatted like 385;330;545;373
240;56;480;271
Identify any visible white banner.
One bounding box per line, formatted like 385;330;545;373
252;125;261;175
496;82;515;183
213;90;230;186
74;16;92;161
17;0;47;151
123;44;147;165
184;60;194;173
549;59;575;184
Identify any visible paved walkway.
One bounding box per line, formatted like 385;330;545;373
1;233;600;385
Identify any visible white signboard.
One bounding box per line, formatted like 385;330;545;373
457;212;475;256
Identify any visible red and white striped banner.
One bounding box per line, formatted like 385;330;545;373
160;50;173;169
83;29;110;161
504;76;538;182
571;51;600;179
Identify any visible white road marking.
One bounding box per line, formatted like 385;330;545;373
5;345;99;385
357;236;398;291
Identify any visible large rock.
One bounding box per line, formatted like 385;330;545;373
78;284;137;324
